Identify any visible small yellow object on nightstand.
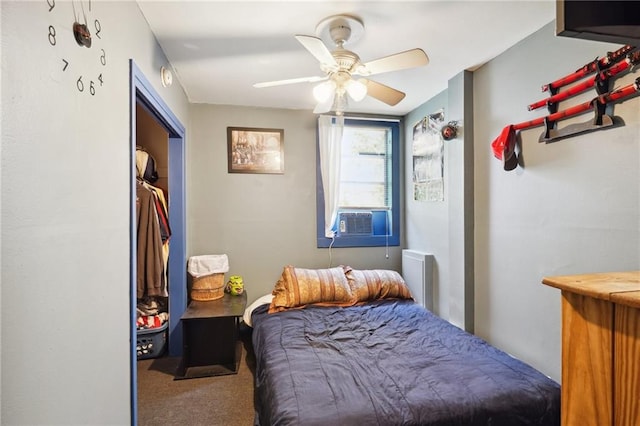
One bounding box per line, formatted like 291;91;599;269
226;275;244;296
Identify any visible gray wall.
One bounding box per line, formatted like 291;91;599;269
475;23;638;380
404;71;474;332
187;104;402;301
404;90;450;317
405;23;639;381
1;2;189;424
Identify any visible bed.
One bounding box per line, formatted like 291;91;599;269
247;266;560;426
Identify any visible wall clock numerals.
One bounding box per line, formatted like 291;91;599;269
94;19;102;39
47;0;107;97
76;77;101;95
48;25;57;46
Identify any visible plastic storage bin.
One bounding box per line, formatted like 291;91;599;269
136;321;168;360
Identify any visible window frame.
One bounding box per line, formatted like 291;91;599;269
316;117;401;248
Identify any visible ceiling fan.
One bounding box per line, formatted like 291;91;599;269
253;14;429;114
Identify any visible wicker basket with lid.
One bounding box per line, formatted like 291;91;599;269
191;273;225;301
188;255;229;301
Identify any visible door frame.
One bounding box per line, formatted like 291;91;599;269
129;60;186;424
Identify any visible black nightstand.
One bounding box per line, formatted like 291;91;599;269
175;291;247;380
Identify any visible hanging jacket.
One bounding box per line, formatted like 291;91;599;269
136;181;166;298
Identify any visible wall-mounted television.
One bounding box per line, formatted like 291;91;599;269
556;0;640;45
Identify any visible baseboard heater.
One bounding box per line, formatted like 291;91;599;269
401;250;434;310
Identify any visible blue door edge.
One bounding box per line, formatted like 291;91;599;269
129;59;187;425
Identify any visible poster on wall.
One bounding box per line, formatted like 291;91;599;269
412;110;444;201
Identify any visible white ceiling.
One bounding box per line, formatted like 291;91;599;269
137;1;555;116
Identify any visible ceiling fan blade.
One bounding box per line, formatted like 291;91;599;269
361;79;406;106
295;35;338;69
254;75;327;88
358;48;429;76
313;91;336;114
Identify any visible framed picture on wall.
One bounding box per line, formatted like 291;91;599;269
227;127;284;174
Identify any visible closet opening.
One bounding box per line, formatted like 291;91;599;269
129;60;186;424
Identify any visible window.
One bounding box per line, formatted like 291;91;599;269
316;117;400;248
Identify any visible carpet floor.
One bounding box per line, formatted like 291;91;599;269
137;328;256;426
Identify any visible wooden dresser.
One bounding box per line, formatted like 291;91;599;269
542;271;640;426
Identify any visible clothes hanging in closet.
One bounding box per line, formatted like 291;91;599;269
148;182;171;244
135;147;171;333
136;180;167;298
136;147;171;276
145;180;171;291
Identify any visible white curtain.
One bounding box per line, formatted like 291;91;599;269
318;115;344;238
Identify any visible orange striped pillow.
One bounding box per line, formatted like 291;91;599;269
268;266;356;313
343;267;413;302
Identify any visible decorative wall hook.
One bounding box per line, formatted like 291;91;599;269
441;121;459;141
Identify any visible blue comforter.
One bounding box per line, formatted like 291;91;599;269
252;299;560;426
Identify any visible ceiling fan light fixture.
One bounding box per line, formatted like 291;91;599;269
346;79;367;102
313;80;336;103
254;14;428;113
332;92;348;116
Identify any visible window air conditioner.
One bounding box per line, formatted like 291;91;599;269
338;212;373;236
